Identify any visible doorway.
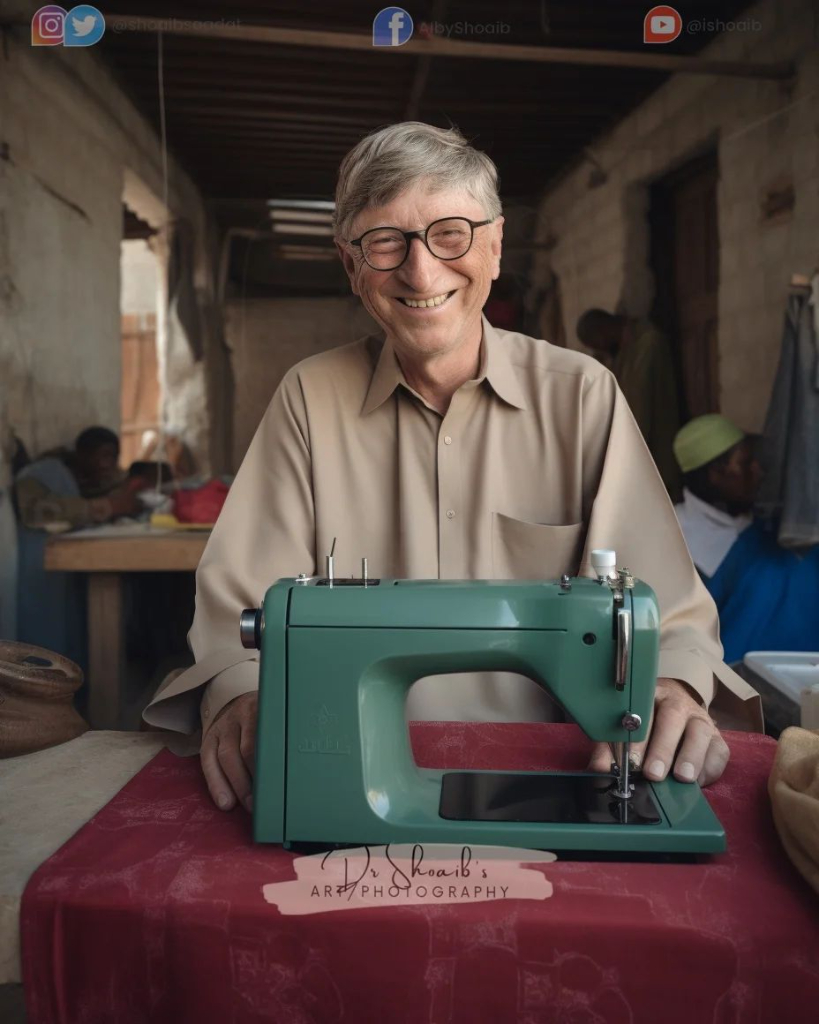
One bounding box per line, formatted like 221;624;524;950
650;152;720;421
120;206;160;468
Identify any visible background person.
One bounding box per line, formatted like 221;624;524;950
577;308;682;499
674;414;819;664
14;426;148;666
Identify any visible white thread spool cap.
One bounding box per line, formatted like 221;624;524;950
590;549;617;579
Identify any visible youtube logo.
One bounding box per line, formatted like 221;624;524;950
644;5;682;43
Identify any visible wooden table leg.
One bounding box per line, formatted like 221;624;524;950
86;573;124;729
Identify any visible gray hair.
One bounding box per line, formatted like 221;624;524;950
334;122;502;240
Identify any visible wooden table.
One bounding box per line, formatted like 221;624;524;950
44;529;209;728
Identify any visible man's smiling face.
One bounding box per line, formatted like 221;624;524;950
338;182;504;359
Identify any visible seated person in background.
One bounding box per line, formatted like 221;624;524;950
576;308;681;499
13;427;147;665
15;426;145;530
673;414;819;663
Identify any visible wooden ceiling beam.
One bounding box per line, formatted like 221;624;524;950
111;53;402;85
161;105;379;126
106;15;793;81
107;33;406;68
171;132;352;147
165;116;361;134
133;87;398;111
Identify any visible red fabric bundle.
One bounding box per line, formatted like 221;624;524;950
173;478;229;524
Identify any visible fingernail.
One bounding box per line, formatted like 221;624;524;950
648;759;665;779
677;761;696;781
217;794;231;810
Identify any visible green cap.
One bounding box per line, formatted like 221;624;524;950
673;414;745;473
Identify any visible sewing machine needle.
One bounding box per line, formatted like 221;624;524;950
326;537;337;585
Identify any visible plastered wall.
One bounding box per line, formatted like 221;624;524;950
529;0;819;431
0;2;212;464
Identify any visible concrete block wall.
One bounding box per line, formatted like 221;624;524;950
529;0;819;431
0;1;211;463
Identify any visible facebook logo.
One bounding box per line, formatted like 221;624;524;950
372;7;413;46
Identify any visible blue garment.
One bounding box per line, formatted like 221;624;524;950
15;457;87;668
706;519;819;663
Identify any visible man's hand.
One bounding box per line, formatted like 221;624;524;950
200;691;258;811
587;677;730;786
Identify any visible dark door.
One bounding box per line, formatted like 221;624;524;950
650;153;720;420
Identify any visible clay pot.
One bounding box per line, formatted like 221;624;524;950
0;641;88;758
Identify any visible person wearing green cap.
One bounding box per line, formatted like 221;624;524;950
673;414;760;580
673;413;819;664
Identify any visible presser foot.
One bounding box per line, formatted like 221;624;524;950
610;759;640;801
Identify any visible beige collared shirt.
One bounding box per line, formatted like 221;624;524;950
143;318;762;734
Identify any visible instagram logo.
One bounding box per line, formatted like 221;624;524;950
32;5;67;45
31;5;105;46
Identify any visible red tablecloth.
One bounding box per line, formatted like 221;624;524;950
21;724;819;1024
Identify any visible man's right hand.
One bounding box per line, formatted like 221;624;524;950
200;691;258;812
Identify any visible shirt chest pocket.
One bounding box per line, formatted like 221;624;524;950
491;512;585;580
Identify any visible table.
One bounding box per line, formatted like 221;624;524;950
0;731;172;986
20;723;819;1024
44;528;209;728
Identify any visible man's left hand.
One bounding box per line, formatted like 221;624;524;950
587;677;730;787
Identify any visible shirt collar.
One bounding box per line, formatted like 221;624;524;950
362;315;527;415
680;487;751;530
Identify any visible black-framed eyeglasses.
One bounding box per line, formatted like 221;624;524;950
348;217;494;271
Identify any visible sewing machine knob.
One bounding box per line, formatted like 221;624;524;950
621;713;642;731
591;548;617;581
240;608;263;650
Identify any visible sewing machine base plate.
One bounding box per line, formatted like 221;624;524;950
439;771;662;826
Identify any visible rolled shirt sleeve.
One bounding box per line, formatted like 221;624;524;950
143;365;317;733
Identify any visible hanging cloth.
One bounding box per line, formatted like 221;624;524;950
757;280;819;547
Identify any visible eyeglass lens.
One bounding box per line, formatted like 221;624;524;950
362;218;473;269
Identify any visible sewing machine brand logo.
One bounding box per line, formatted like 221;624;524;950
31;5;106;46
263;844;557;913
372;7;414;46
643;5;682;43
297;703;351;756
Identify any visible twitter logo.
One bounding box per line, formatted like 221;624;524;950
63;4;105;46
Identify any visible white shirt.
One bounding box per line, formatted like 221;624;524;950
674;488;751;578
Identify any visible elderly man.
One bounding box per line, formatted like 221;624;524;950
144;123;761;812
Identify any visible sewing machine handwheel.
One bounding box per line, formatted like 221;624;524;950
240;608;263;650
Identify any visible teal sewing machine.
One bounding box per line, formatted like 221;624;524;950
242;549;725;854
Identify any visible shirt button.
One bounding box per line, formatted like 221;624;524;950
444;435;452;445
446;509;455;519
203;707;210;718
